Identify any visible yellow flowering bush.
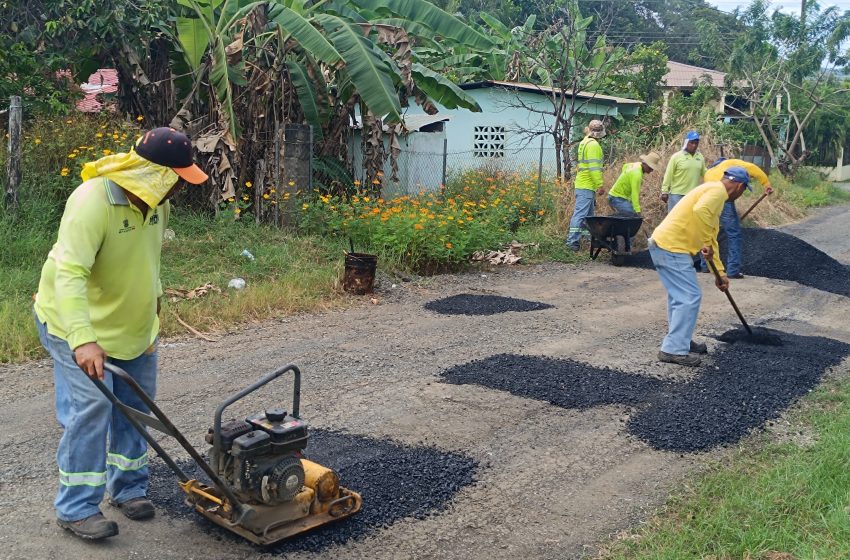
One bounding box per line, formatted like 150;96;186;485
298;170;553;270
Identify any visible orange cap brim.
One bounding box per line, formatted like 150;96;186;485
174;164;209;185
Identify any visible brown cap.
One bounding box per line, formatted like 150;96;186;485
639;151;662;171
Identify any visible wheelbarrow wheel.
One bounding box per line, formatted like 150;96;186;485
611;235;627;266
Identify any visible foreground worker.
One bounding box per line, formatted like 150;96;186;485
660;130;707;212
608;151;662;216
649;166;752;367
698;157;774;278
567;119;606;250
34;128;208;540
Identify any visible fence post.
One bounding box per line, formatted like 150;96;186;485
5;96;22;213
537;135;544;204
441;138;448;187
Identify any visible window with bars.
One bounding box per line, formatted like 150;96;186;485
473;126;506;158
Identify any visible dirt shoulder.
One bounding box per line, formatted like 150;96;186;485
0;207;848;560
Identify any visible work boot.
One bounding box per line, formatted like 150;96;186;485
57;512;118;540
658;351;701;367
109;497;155;520
729;273;745;279
689;340;708;354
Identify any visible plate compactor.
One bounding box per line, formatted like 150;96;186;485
88;362;362;545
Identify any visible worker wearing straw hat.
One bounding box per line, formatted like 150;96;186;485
567;119;606;251
607;151;662;216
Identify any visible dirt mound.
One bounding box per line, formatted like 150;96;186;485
147;429;476;552
424;294;554;316
622;228;850;297
440;331;850;452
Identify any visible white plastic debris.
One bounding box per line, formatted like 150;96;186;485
163;228;176;241
240;249;255;261
228;278;247;290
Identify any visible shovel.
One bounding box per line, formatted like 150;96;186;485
740;191;770;221
705;256;753;336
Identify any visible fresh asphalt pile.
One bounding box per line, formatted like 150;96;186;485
715;326;784;346
441;331;850;452
629;331;850;451
622;228;850;297
147;429;476;553
424;294;554;316
440;354;673;409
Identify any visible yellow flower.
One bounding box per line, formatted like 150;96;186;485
363;196;370;202
60;168;70;177
136;115;144;121
96;133;104;138
414;223;424;230
242;195;250;201
245;181;252;188
68;153;77;159
228;197;235;202
102;149;111;156
353;180;361;186
271;200;278;205
372;179;381;185
447;215;454;220
538;209;546;216
351;196;359;203
283;193;291;200
445;242;453;249
270;189;276;194
112;134;119;140
65;119;72;124
302;203;309;209
34;138;41;145
263;194;270;200
288;181;296;187
235;208;242;214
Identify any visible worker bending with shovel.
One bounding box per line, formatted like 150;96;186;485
649;166;751;367
33;128;208;540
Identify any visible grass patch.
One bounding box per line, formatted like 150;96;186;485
599;369;850;560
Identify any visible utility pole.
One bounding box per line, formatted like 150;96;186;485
5;96;22;213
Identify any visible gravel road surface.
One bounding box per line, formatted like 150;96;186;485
1;205;848;560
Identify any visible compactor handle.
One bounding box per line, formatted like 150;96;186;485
212;364;301;458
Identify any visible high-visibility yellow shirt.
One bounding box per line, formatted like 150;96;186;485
608;162;643;212
704;159;770;188
575;136;604;191
661;150;707;195
651;181;728;274
34;178;168;359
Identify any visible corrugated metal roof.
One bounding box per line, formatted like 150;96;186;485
461;80;644;105
663;61;726;89
402;114;450;131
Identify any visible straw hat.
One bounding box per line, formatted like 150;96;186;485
639;151;661;171
585;119;606;139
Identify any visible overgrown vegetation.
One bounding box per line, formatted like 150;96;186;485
600;369;850;560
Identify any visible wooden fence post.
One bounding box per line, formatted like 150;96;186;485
5;96;22;212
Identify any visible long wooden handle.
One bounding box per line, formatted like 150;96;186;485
740;192;769;221
706;256;753;335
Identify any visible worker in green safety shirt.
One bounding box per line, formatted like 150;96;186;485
567;119;606;251
607;151;662;216
661;130;707;212
33;128;208;541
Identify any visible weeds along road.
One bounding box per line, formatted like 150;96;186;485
1;205;849;560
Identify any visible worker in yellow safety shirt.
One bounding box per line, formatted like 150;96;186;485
33;128;208;541
697;157;774;279
607;151;662;216
661;130;707;212
649;166;752;367
567;119;606;251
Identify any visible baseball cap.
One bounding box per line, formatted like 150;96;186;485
135;127;209;184
723;166;752;191
685;130;700;142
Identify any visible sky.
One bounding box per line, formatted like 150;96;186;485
706;0;849;15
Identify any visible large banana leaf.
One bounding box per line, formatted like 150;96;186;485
411;63;480;110
286;59;326;141
316;14;402;122
479;12;511;42
209;34;239;140
267;4;342;64
350;0;494;49
176;16;210;69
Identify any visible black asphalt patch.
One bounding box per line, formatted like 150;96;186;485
715;326;784;346
147;429;476;553
440;353;672;409
629;331;850;451
424;293;554;315
622;228;850;297
440;332;850;452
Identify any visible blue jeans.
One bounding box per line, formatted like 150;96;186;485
649;243;702;356
608;195;637;216
666;193;685;213
699;201;742;275
35;314;157;522
567;189;596;247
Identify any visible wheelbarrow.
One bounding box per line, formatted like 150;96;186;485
584;215;644;266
